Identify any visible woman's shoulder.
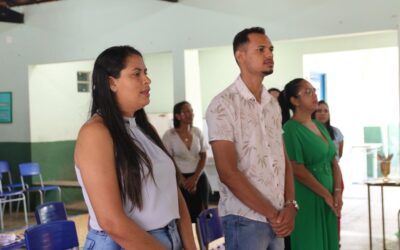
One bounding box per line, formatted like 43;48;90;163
283;119;299;130
162;128;176;139
332;126;344;139
77;115;110;141
191;126;203;135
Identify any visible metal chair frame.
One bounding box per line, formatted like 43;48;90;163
0;178;28;230
19;162;62;211
0;161;26;191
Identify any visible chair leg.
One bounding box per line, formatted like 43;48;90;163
0;201;4;231
1;200;6;216
26;191;30;212
8;201;12;215
16;200;21;214
22;194;28;228
39;191;44;204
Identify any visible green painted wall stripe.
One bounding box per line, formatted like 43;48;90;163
0;141;83;205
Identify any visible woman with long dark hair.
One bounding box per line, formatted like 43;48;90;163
312;100;344;161
162;101;210;223
278;78;342;250
74;46;196;250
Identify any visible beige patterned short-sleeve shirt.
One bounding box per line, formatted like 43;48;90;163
206;76;285;223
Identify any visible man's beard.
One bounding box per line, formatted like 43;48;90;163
262;69;273;76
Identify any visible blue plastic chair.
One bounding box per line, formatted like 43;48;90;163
35;201;67;224
196;208;224;250
0;161;25;191
24;220;79;250
19;162;61;211
0;175;28;230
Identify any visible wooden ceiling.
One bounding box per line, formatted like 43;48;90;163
0;0;58;7
0;0;59;23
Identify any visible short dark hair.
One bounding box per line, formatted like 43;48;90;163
233;27;265;54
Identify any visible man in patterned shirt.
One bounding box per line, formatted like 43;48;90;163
206;27;297;250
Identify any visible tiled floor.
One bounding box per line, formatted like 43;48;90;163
2;183;400;250
340;183;400;250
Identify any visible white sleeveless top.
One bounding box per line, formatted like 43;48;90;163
75;116;180;231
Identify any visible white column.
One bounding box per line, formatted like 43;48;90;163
172;49;186;104
184;49;203;129
397;21;400;126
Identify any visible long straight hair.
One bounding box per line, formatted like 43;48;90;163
91;45;175;210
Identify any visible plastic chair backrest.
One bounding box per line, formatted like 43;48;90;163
0;161;12;184
197;208;224;249
19;162;41;177
35;201;68;224
0;161;10;174
24;220;79;250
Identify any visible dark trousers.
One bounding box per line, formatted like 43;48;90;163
284;236;291;250
181;172;210;223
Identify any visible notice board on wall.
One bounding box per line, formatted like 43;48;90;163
0;92;12;123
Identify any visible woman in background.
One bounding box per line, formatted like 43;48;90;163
163;101;210;223
278;78;342;250
74;46;196;250
313;100;344;161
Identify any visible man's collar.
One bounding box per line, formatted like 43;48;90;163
235;75;272;104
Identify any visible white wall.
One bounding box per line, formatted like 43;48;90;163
198;31;398;115
303;47;399;181
28;52;174;142
0;0;267;142
144;52;174;113
29;61;93;142
0;0;399;142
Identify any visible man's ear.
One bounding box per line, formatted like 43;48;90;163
235;49;243;64
174;113;181;121
109;76;117;93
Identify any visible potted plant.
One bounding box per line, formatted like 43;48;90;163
377;152;393;181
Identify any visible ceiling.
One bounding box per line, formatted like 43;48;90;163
0;0;399;39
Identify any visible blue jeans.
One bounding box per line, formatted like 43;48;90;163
148;220;182;250
83;220;182;250
222;214;284;250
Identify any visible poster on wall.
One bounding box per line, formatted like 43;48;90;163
309;72;326;101
0;92;12;123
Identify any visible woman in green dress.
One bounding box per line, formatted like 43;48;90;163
278;78;343;250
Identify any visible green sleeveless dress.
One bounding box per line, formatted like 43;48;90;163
283;119;339;250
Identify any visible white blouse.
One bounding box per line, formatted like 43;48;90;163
162;127;207;174
75;116;179;231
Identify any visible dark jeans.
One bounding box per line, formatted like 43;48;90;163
181;172;210;223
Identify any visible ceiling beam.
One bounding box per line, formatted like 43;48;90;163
0;0;59;7
0;6;23;23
